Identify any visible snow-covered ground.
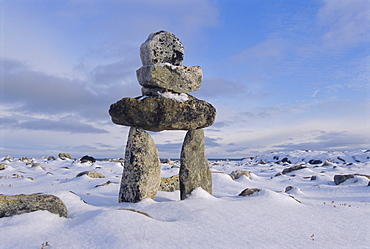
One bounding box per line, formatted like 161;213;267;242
0;150;369;249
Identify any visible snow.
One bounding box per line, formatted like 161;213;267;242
0;150;369;249
158;91;189;102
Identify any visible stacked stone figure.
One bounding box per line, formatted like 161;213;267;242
109;31;216;202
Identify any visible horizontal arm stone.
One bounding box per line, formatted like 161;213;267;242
109;95;216;132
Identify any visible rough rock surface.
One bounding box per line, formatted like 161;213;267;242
180;129;212;200
0;193;68;218
119;127;161;203
109;95;216;132
140;31;184;66
137;64;202;93
159;175;180;192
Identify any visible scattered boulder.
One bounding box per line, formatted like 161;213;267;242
31;162;46;171
58;153;72;160
20;157;31;162
239;188;261;196
278;165;308;175
3;155;14;162
47;156;56;161
309;159;322;165
285;186;294;192
109;94;216;132
76;171;105;178
80;155;96;163
137;64;202;93
0;193;68;218
159;175;180;192
119;127;161;203
140;30;184;66
229;170;251;180
0;163;7;170
334;174;370;185
180;129;212;200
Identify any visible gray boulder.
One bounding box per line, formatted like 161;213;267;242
109;94;216;132
180;129;212;200
140;30;184;66
0;193;68;218
119;127;161;203
137;64;202;93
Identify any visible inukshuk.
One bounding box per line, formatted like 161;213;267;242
109;31;216;202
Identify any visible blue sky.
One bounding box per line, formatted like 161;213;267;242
1;0;369;158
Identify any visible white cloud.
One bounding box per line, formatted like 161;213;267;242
317;0;370;49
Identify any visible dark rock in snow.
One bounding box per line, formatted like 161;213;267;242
239;188;261;196
308;159;322;165
0;193;68;218
334;174;354;185
280;165;308;175
80;155;96;163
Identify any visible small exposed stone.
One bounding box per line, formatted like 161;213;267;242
58;153;73;160
80;155;96;163
31;163;46;171
334;174;354;185
137;64;202;93
3;155;14;162
95;181;119;188
239;188;261;196
309;159;322;165
229;170;251;180
140;30;184;66
47;156;56;161
334;174;370;185
159;175;180;192
0;163;7;170
109;95;216;132
20;157;31;162
119;127;161;203
0;193;68;218
310;175;317;181
285;186;294;192
76;171;105;178
180;129;212;200
281;165;308;175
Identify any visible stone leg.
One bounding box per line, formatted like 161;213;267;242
179;128;212;200
118;127;161;203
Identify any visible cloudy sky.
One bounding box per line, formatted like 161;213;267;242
1;0;369;159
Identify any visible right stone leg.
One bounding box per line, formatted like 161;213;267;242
179;128;212;200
